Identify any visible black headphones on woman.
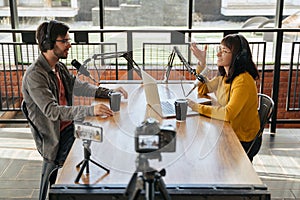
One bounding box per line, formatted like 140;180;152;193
42;20;57;50
235;34;249;63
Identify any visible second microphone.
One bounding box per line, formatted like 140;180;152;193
71;59;97;83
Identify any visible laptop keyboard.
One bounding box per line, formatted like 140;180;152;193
161;101;175;115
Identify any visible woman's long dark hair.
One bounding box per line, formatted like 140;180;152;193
218;34;259;84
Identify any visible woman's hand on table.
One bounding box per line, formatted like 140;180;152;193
187;98;197;109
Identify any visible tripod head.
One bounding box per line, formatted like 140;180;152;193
82;139;91;150
135;152;164;174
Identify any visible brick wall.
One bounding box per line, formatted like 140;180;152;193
0;70;24;98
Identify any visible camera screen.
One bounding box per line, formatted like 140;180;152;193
74;123;103;142
134;118;176;153
137;135;159;151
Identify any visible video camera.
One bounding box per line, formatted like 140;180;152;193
135;118;176;153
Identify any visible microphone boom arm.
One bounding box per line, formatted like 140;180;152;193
173;46;206;83
120;52;142;79
92;51;142;79
92;51;128;60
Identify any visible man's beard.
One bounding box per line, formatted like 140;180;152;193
53;45;67;59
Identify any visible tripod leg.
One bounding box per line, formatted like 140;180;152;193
75;160;84;168
129;176;144;200
125;172;138;196
74;160;88;183
145;180;155;200
86;160;89;174
90;158;110;173
156;174;171;200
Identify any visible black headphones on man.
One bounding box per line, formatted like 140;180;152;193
42;20;57;50
235;34;249;63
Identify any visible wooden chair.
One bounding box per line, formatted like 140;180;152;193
247;93;274;156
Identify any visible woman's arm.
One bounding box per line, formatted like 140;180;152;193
190;74;252;121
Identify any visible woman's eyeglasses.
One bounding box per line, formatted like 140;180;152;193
215;45;231;55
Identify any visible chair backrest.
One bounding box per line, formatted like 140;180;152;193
21;100;43;141
21;100;29;120
246;93;274;156
257;93;274;136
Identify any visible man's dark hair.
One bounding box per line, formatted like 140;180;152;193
36;20;70;52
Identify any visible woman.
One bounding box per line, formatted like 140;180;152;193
188;34;260;162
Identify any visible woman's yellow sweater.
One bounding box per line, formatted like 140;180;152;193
192;72;260;142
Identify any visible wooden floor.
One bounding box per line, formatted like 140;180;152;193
0;124;299;199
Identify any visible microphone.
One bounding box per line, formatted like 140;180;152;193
71;59;97;83
185;68;209;97
195;73;206;83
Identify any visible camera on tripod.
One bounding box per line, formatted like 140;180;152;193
73;122;109;183
135;118;176;153
126;118;175;200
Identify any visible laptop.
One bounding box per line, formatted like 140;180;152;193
141;70;203;118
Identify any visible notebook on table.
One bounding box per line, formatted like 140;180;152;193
141;70;203;118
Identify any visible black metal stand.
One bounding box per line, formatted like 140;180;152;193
92;51;142;79
74;140;110;183
125;153;171;200
163;49;175;83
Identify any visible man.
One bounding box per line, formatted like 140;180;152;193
22;20;128;200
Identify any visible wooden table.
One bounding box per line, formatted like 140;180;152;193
49;82;270;200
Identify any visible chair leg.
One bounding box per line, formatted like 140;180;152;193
39;160;57;200
242;136;262;162
49;167;59;186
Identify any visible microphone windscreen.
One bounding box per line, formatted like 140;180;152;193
196;74;206;83
71;59;81;70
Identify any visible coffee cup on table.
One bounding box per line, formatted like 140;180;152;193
174;99;188;121
109;92;121;112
